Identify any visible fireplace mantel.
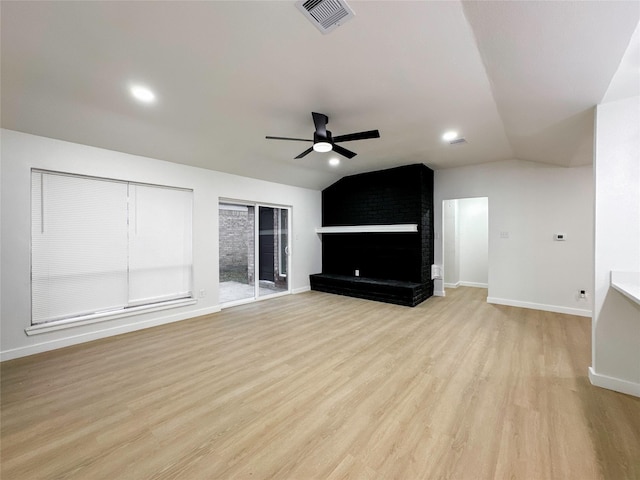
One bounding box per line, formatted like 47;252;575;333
315;224;418;234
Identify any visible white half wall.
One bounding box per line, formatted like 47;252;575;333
591;95;640;398
434;159;593;316
0;129;322;360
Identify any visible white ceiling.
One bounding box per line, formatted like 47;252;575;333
2;1;638;190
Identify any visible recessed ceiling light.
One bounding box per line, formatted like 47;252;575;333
130;85;156;104
329;158;340;167
442;130;458;141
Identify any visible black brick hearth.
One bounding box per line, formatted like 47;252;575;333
310;273;431;307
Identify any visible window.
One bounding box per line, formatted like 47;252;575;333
31;170;193;326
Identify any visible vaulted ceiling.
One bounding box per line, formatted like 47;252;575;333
2;1;638;189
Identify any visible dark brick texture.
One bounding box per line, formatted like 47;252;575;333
313;164;434;306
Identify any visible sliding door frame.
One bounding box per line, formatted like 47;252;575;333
219;198;292;308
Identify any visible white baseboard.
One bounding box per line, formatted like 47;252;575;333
487;297;591;317
292;286;311;294
589;367;640;398
459;281;488;288
0;305;221;362
433;290;446;297
444;282;488;289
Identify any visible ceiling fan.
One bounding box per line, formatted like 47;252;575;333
266;112;380;159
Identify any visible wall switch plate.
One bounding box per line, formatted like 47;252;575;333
355;270;360;277
500;231;509;239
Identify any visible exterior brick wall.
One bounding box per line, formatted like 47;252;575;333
219;206;255;284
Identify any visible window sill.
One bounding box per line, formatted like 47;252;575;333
25;298;197;336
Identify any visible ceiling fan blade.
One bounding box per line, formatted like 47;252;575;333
333;130;380;143
332;144;357;159
266;136;313;142
294;147;314;159
312;112;328;137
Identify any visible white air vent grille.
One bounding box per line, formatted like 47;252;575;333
296;0;355;34
306;0;348;28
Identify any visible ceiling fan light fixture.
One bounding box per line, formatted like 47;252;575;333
266;112;378;159
313;141;333;153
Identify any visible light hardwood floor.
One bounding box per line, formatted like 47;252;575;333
2;287;639;479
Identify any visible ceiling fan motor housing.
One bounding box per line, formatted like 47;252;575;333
314;130;332;144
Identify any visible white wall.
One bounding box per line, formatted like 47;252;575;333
590;96;640;397
0;129;322;360
434;159;593;316
458;197;488;287
443;199;460;286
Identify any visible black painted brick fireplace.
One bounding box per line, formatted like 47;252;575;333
310;163;434;306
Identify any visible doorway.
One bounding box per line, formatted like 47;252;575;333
219;202;290;306
442;197;488;290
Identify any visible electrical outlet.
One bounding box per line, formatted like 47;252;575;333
199;289;206;298
355;269;360;277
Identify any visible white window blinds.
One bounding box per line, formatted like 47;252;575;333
127;184;193;306
31;171;193;325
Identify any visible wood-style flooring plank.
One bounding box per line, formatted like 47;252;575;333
2;287;639;479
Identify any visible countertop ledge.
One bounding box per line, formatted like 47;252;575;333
611;271;640;305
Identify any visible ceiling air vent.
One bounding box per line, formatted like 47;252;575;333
295;0;355;34
449;138;467;145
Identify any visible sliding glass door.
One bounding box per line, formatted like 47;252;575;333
218;203;255;304
219;202;290;306
258;206;289;298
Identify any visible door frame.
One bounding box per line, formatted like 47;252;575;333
441;196;489;295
